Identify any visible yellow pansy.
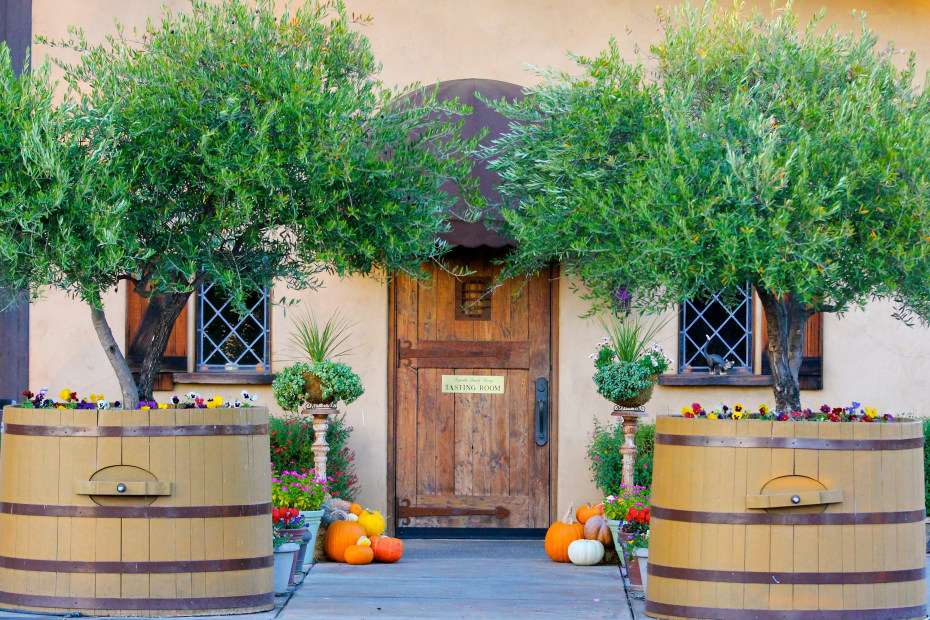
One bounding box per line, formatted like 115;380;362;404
207;402;217;409
140;405;151;410
707;412;718;419
865;407;876;419
212;396;223;405
158;403;169;409
681;406;693;415
59;389;71;401
732;411;744;420
759;404;769;414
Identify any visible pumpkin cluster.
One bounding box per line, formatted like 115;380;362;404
546;501;613;566
321;498;403;565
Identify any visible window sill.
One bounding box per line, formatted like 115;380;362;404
658;373;773;387
172;372;275;385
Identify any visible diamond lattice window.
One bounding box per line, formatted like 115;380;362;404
196;283;270;371
679;284;753;372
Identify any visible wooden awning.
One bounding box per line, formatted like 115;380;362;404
430;78;525;248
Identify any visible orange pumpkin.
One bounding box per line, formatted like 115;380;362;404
324;520;366;562
575;503;600;525
583;514;613;547
344;545;374;565
370;536;404;563
545;503;584;562
349;503;363;515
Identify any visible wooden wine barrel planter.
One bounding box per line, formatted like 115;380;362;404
647;416;926;620
0;406;274;616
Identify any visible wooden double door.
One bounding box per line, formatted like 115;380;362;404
393;252;552;535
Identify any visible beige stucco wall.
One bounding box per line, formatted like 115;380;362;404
28;0;930;523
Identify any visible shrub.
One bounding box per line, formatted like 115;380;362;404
924;419;930;512
269;414;359;501
586;418;656;495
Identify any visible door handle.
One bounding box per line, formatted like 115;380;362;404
535;377;548;446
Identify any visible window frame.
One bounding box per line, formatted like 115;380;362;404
195;282;271;373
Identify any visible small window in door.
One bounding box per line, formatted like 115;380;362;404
455;277;492;321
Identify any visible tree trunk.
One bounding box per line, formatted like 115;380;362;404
135;290;194;401
757;289;811;414
91;306;139;409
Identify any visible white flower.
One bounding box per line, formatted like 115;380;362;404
186;391;198;400
249;394;258;402
97;400;110;409
241;390;250;399
233;400;243;408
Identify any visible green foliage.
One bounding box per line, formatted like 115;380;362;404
2;0;477;401
586;418;656;494
287;306;358;363
310;360;364;406
269;414;359;501
599;313;670;364
485;2;930;411
924;419;930;511
272;363;312;413
272;360;364;410
271;469;328;511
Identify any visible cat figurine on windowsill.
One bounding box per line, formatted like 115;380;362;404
700;335;734;375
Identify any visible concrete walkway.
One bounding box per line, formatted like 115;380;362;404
281;540;640;619
3;543;929;619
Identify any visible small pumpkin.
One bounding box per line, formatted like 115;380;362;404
544;503;585;563
576;503;600;525
358;509;386;538
322;508;350;527
356;536;371;547
349;503;363;515
370;536;404;563
346;512;359;522
324;521;366;562
344;545;374;565
568;539;605;566
583;515;613;547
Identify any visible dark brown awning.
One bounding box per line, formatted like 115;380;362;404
430;78;526;248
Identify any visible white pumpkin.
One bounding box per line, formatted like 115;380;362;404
346;512;359;522
568;539;604;566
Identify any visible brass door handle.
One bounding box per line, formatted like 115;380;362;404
75;481;172;496
746;488;842;509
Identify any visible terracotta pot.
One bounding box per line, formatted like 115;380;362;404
301;371;334;405
279;527;308;542
612;378;656;408
627;554;644;589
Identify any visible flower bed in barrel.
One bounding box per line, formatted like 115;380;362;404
0;390;274;616
647;402;926;620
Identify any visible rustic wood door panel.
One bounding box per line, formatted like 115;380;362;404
394;253;551;531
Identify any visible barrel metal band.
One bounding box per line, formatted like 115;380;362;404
0;501;272;519
0;554;273;573
0;591;273;611
2;423;269;437
655;432;923;451
651;505;926;525
648;563;925;584
645;601;928;620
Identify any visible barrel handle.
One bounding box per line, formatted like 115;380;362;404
746;488;842;509
75;481;172;496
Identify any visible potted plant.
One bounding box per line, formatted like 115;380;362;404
272;531;299;595
273;308;364;410
603;485;651;590
592;313;670;408
272;467;329;572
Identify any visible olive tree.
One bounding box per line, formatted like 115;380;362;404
485;3;930;413
0;0;475;407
